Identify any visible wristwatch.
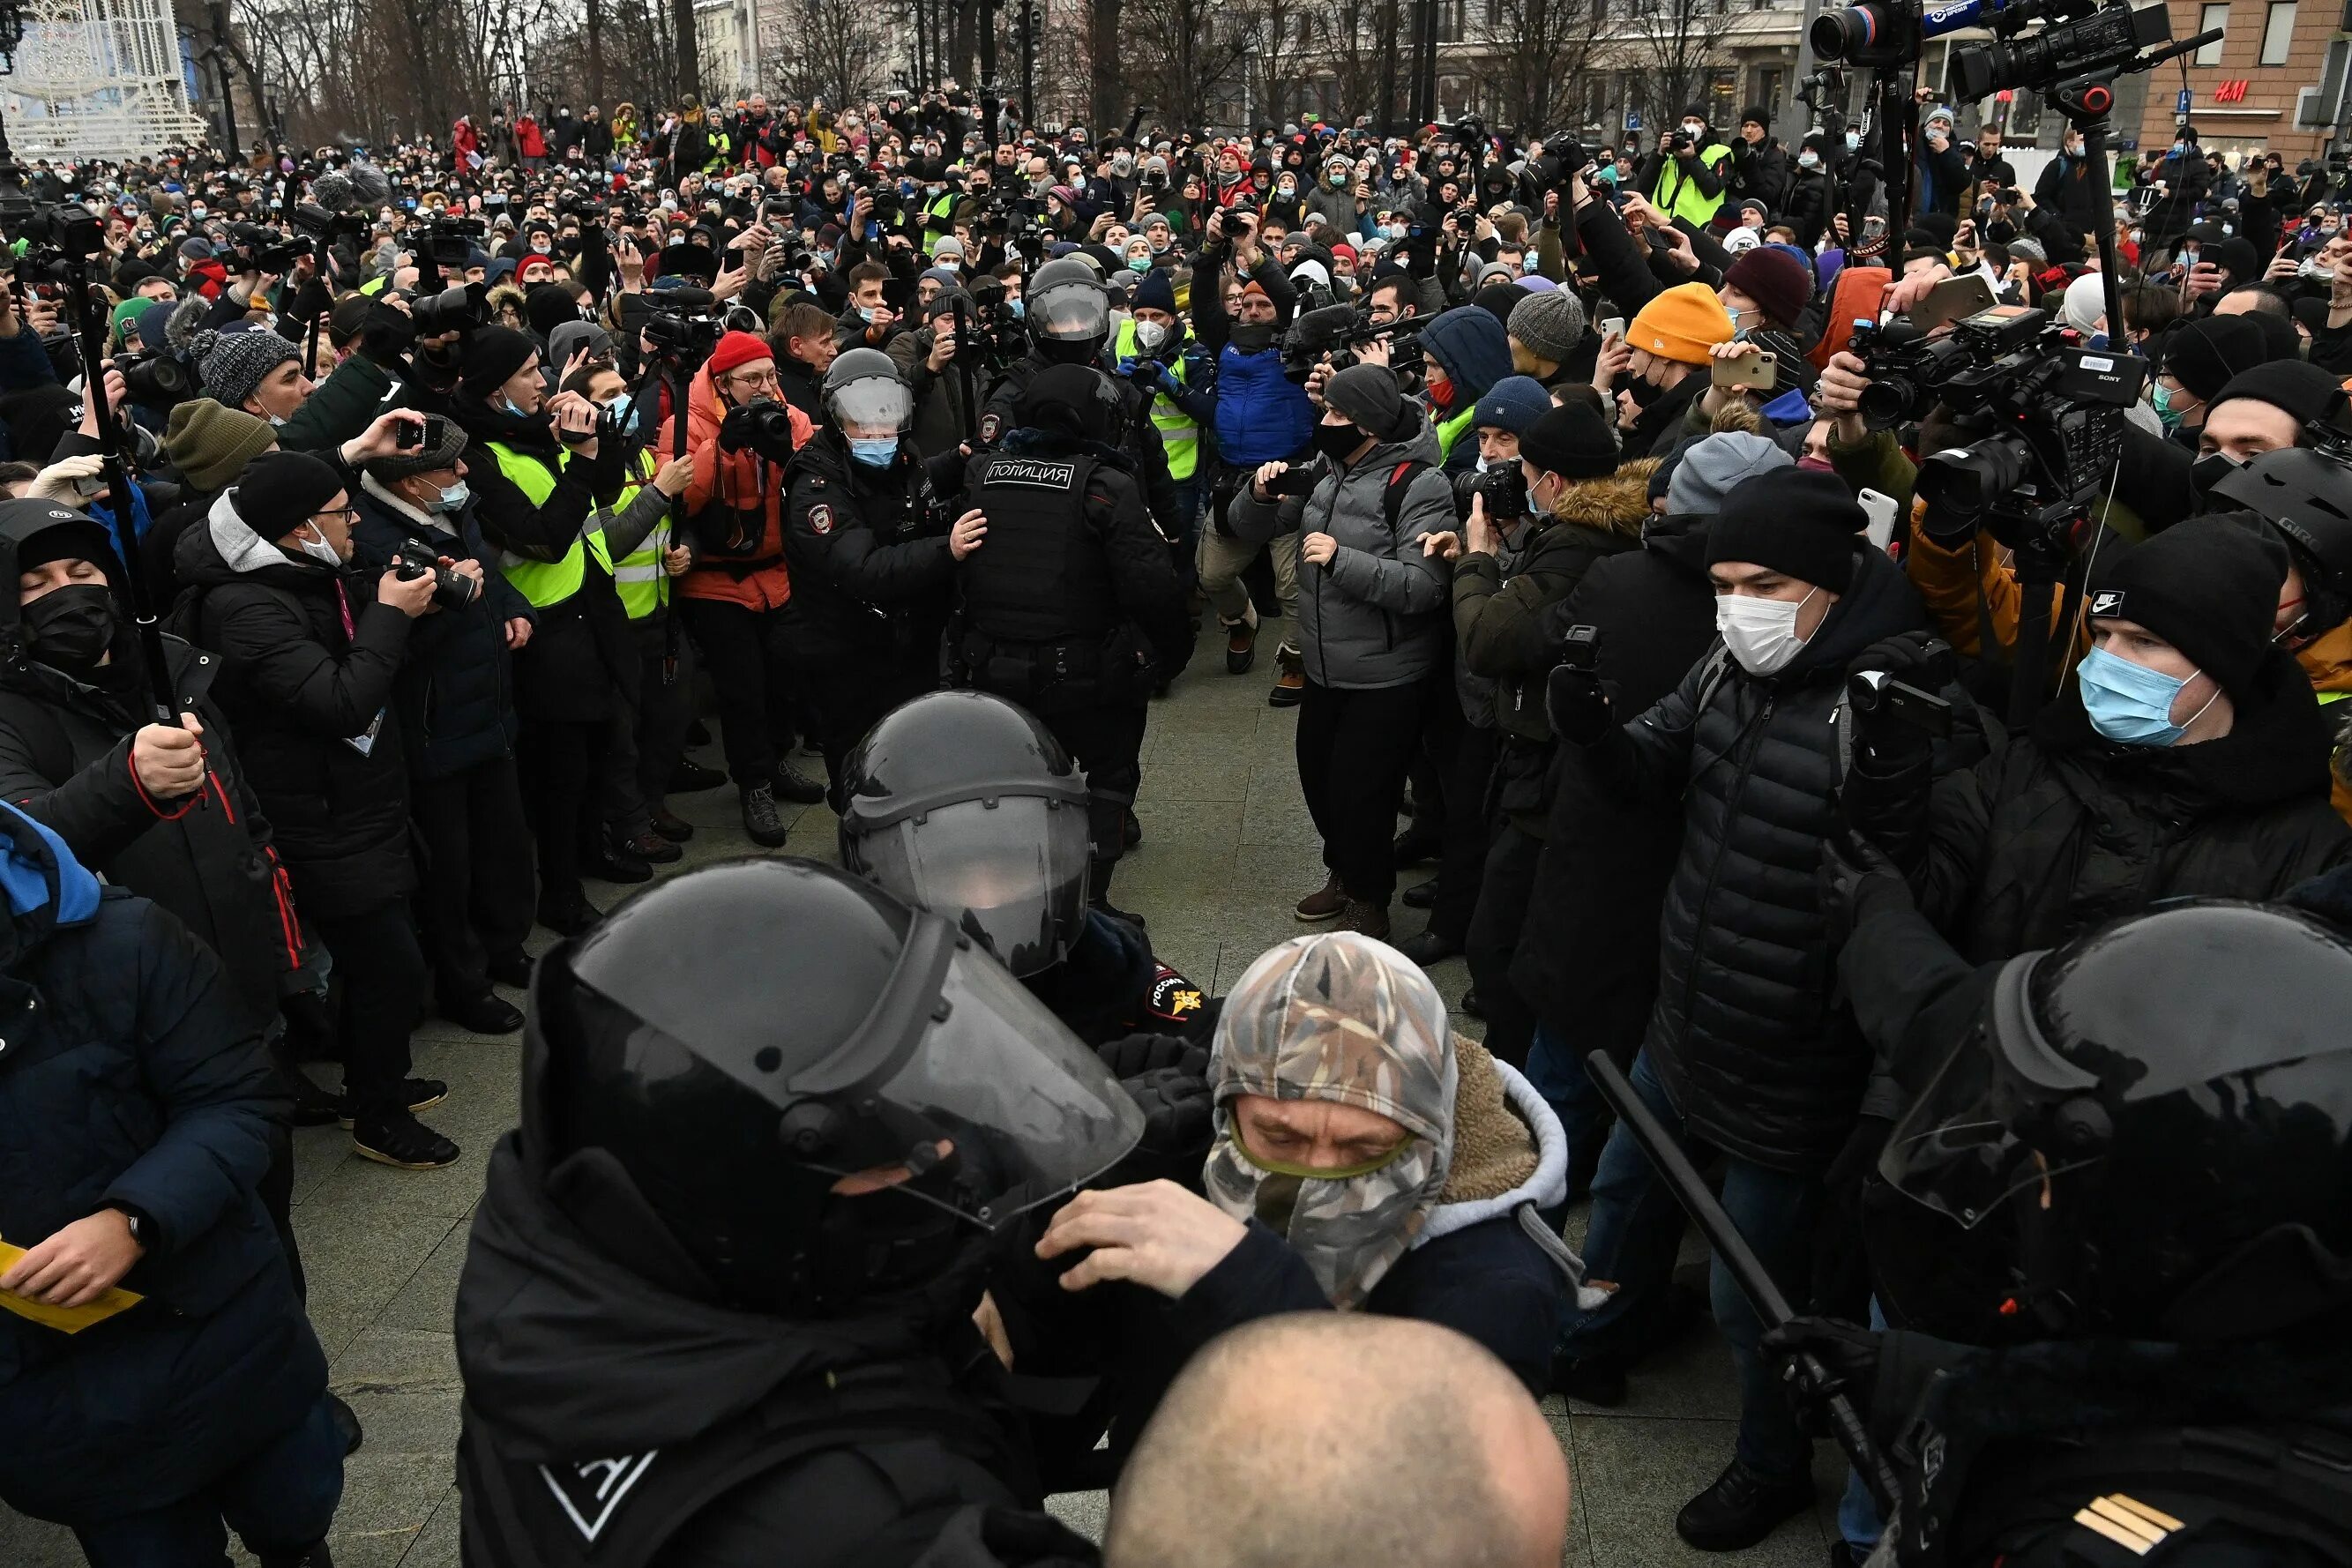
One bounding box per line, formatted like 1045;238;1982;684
105;1204;145;1245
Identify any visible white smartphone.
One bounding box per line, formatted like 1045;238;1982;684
1598;315;1625;342
1858;488;1900;554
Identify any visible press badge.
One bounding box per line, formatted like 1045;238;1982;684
344;708;387;758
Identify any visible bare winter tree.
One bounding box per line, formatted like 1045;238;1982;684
1467;0;1603;132
1117;0;1256;128
773;0;894;108
1618;0;1737;132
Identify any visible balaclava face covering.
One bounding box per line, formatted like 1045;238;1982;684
1201;930;1455;1307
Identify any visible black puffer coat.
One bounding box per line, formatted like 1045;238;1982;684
349;475;533;780
172;491;417;920
1612;547;1959;1171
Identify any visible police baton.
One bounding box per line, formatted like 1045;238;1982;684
1583;1049;1900;1512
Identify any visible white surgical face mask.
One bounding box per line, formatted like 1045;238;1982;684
1132;318;1169;351
1715;586;1818;676
295;530;342;567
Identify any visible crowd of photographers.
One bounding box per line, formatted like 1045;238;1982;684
1;63;2351;1568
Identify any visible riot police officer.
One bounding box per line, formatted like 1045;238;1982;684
979;258;1183;540
453;857;1145;1568
838;690;1213;1044
1767;900;2352;1568
780;348;980;797
953;364;1193;915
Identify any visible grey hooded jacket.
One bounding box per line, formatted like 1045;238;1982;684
1227;409;1452;690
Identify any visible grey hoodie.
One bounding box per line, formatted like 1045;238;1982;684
1228;409;1452;690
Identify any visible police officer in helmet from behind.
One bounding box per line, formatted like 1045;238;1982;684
780;348;982;798
979;258;1183;541
840;690;1214;1047
954;364;1193;921
1766;900;2352;1568
452;857;1143;1568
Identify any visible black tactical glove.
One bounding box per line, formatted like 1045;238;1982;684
1847;631;1954;686
1094;1031;1208;1082
1124;1064;1213;1160
1818;824;1909;952
1845;633;1954;773
1760;1315;1883;1437
1544;664;1616;747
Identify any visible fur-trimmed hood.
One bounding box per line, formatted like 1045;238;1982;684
1545;456;1661;538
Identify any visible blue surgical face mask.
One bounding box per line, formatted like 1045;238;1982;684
432;480;471;513
1844;131;1861;151
848;435;899;467
1008;297;1026;318
2076;644;2215;746
1519;251;1540;273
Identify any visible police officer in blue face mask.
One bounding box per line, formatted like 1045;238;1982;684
780;348;976;800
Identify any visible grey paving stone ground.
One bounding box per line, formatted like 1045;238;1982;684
1;620;1842;1566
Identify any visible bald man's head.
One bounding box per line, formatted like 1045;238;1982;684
1105;1312;1569;1568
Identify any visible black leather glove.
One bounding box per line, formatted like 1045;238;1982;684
1759;1315;1883;1437
1818;825;1908;952
1123;1065;1213;1160
1848;631;1954;685
1544;664;1616;746
1846;633;1954;773
1095;1031;1208;1082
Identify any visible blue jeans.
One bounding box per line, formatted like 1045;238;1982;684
1560;1049;1824;1480
1525;1019;1613;1217
1838;1298;1892;1549
73;1393;344;1567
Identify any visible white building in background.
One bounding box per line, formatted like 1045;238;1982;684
695;0;762;101
8;0;205;160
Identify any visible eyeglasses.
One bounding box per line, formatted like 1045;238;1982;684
727;369;781;391
311;505;361;528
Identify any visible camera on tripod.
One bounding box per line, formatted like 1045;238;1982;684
392;539;484;612
1893;305;2147;553
422;215;487;268
641;300;722;361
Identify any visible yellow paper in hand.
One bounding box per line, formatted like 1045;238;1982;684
0;1239;144;1334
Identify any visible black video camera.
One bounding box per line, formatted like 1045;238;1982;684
1949;1;2169;100
411;283;487;339
114;350;194;410
1283;302;1428;383
392;538;484;611
422;214;487;268
720;398;800;463
642;302;722;361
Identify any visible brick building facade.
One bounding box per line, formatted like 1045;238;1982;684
2132;0;2352;164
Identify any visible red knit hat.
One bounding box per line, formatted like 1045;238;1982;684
706;330;773;379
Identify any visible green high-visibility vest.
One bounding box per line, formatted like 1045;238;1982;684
1651;143;1732;228
609;451;672;621
489;441;613;609
1436;402;1478;464
1114;316;1199;482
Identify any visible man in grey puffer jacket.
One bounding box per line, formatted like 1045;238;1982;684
1228;363;1453;937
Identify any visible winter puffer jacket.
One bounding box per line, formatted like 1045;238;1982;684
1605;547;1962;1171
1210;344;1317;468
658;355;815;614
0;807;322;1523
349;474;534;780
1848;650;2352;970
172;492;417;920
1227;409;1452;690
1452;462;1652;833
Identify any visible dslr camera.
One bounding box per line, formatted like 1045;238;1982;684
392;539;484;611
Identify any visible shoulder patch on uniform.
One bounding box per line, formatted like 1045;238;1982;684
978;410;1004;444
988;458;1078;489
808;503;834;534
540;1452;658;1543
1147;962;1204;1022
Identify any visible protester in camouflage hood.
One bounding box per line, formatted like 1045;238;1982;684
1201;930;1457;1307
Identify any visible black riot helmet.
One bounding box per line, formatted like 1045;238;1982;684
837;691;1093;977
2208;445;2352;638
1877;900;2352;1342
1016;361;1124;445
526;857;1141;1316
1025;257;1111;365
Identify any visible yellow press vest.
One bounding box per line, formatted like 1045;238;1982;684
489;441;613;609
1652;143;1733;228
609;452;673;621
1436;403;1478;464
1113;316;1199;482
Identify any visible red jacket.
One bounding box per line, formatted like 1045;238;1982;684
516;116;549;159
659;357;813;612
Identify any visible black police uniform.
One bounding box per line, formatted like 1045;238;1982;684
780;426;964;789
952;402;1191;897
455;858;1146;1568
1766;900;2352;1568
982;353;1183;540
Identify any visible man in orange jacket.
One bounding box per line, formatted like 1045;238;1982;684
655;330;824;846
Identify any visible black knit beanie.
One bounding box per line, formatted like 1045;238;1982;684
2209;359;2342;429
459;325;539;400
2085;515;2289;699
2160;316;2272;404
234;451;345;540
1706;469;1864;592
1519;400;1619;481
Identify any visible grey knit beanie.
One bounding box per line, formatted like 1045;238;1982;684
195;326;299;412
1664;431;1791;518
1507;289;1587;367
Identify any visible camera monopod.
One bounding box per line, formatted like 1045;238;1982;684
1582;1049;1901;1512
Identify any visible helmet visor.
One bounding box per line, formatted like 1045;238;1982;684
797;943;1144;1228
832;375;915;431
1879;1032;2103;1229
847;795;1091;975
1030;280;1109;341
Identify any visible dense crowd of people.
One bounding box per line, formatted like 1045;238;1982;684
1;72;2350;1568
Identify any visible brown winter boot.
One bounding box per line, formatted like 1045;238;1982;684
1294;872;1348;922
1334;899;1392;940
